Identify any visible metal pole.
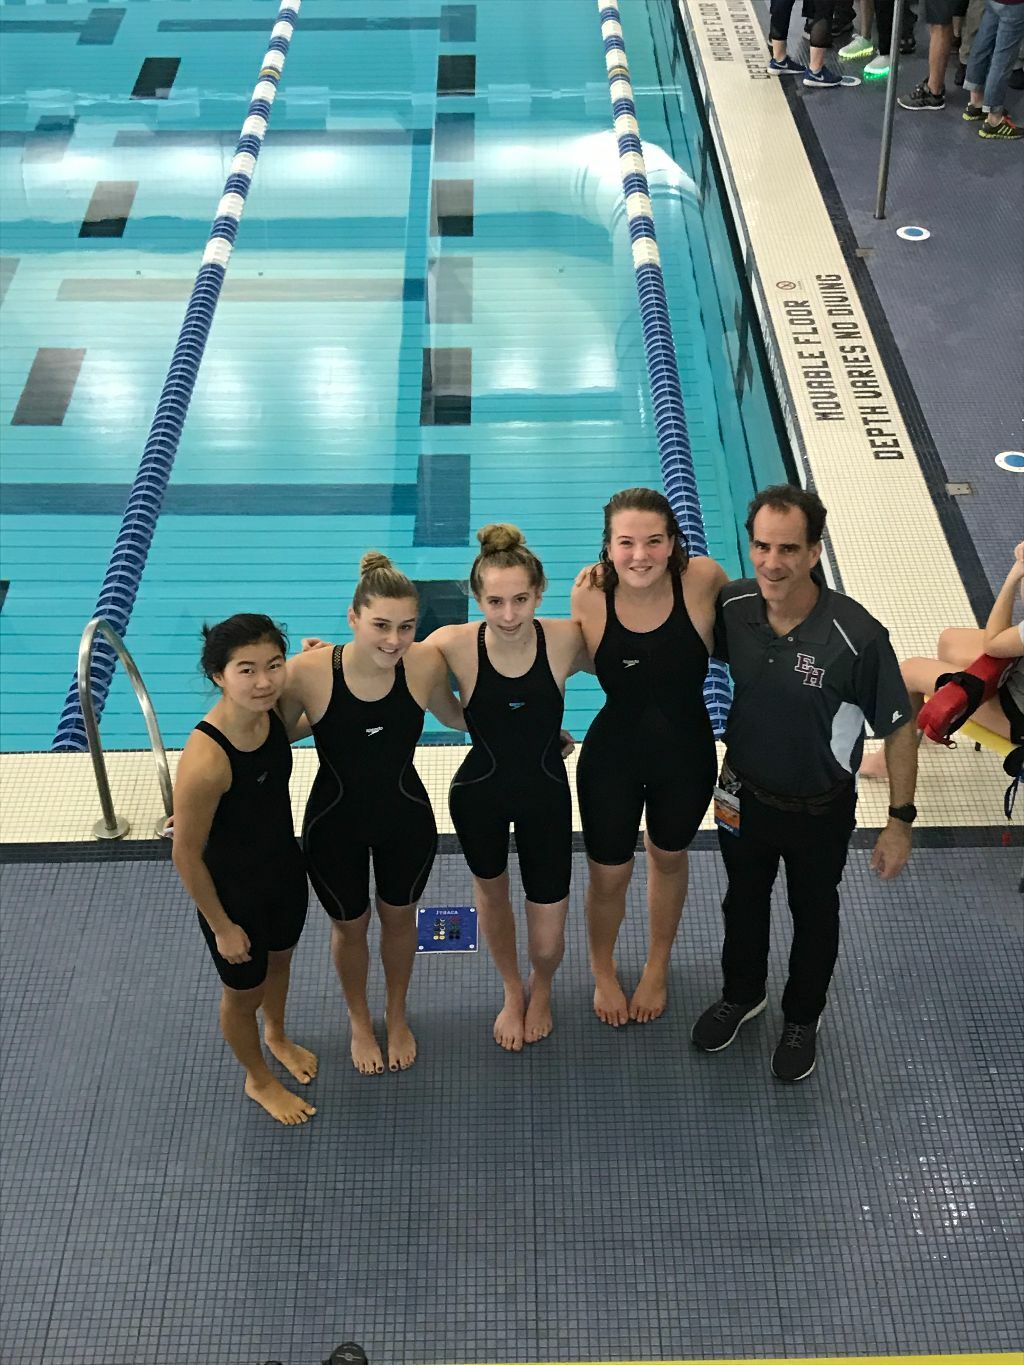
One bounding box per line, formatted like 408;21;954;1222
875;0;907;219
77;616;174;839
78;620;129;839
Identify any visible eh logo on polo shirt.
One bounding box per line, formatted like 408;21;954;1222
794;653;825;688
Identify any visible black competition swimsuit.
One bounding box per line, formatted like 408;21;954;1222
195;710;308;990
303;645;437;919
449;622;572;904
576;570;716;863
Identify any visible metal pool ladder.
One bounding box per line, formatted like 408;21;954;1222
78;617;173;840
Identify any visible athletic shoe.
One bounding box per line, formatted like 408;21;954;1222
899;34;917;54
768;55;806;74
771;1019;821;1082
864;54;892;74
897;81;945;109
979;116;1022;139
839;33;874;58
691;995;767;1051
962;102;985;121
804;66;860;87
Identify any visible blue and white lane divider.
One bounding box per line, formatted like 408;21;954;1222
53;1;301;752
597;1;731;735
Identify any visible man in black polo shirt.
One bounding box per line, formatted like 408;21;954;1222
692;485;918;1081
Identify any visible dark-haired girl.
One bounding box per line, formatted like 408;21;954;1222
571;488;727;1027
280;553;465;1077
172;614;316;1127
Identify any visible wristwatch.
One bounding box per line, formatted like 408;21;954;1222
888;803;917;824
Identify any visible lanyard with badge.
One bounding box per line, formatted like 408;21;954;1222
713;759;741;836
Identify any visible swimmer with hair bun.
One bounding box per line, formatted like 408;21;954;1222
426;524;591;1051
279;552;465;1076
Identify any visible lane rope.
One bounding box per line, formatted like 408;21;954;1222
53;0;301;751
597;1;731;732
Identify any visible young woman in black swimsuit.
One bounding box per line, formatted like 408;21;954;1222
428;524;589;1052
172;615;316;1127
571;489;727;1027
280;553;464;1077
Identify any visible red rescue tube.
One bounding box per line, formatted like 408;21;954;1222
917;653;1015;745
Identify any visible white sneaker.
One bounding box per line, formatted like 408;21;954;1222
839;34;875;58
865;54;892;74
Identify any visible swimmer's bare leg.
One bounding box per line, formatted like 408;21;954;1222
585;858;632;1026
630;837;686;1023
475;871;526;1051
261;947;318;1083
378;899;419;1071
220;983;315;1126
524;897;568;1042
330;910;384;1075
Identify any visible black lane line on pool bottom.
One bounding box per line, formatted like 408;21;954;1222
0;483;419;517
430;179;474;237
414;454;470;547
434;112;475;161
131;57;180;100
437;53;476;96
11;348;86;426
79;181;138;239
420;348;472;426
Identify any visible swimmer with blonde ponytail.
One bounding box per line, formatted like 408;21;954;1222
425;524;592;1051
279;551;466;1076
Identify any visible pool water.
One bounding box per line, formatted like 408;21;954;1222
0;0;787;751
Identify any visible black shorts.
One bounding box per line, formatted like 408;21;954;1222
305;808;438;920
577;711;717;865
449;767;573;905
198;853;309;992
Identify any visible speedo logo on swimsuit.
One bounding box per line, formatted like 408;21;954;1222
508;701;525;710
365;726;384;736
622;658;640;668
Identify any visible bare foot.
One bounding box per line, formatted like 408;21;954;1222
524;974;553;1044
494;988;526;1051
265;1034;318;1084
858;744;888;780
350;1020;385;1076
386;1014;417;1072
628;964;667;1023
593;973;629;1026
244;1074;316;1126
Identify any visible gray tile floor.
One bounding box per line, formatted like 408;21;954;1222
754;1;1024;599
2;848;1021;1364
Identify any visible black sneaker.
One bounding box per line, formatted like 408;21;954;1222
898;81;945;109
691;995;767;1051
899;34;917;53
962;102;985;121
771;1019;821;1082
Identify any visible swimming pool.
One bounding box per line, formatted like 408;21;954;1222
0;0;789;752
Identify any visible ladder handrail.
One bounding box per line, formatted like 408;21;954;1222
77;617;173;839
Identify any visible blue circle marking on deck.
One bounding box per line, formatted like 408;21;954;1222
995;450;1024;472
897;225;931;241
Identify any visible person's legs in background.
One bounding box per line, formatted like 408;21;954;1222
898;0;954;106
957;0;989;81
964;0;1024;134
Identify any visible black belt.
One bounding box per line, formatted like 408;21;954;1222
727;761;854;816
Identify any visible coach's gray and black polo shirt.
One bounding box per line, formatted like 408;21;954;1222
714;579;911;799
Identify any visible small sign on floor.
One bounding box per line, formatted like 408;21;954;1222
417;905;478;953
